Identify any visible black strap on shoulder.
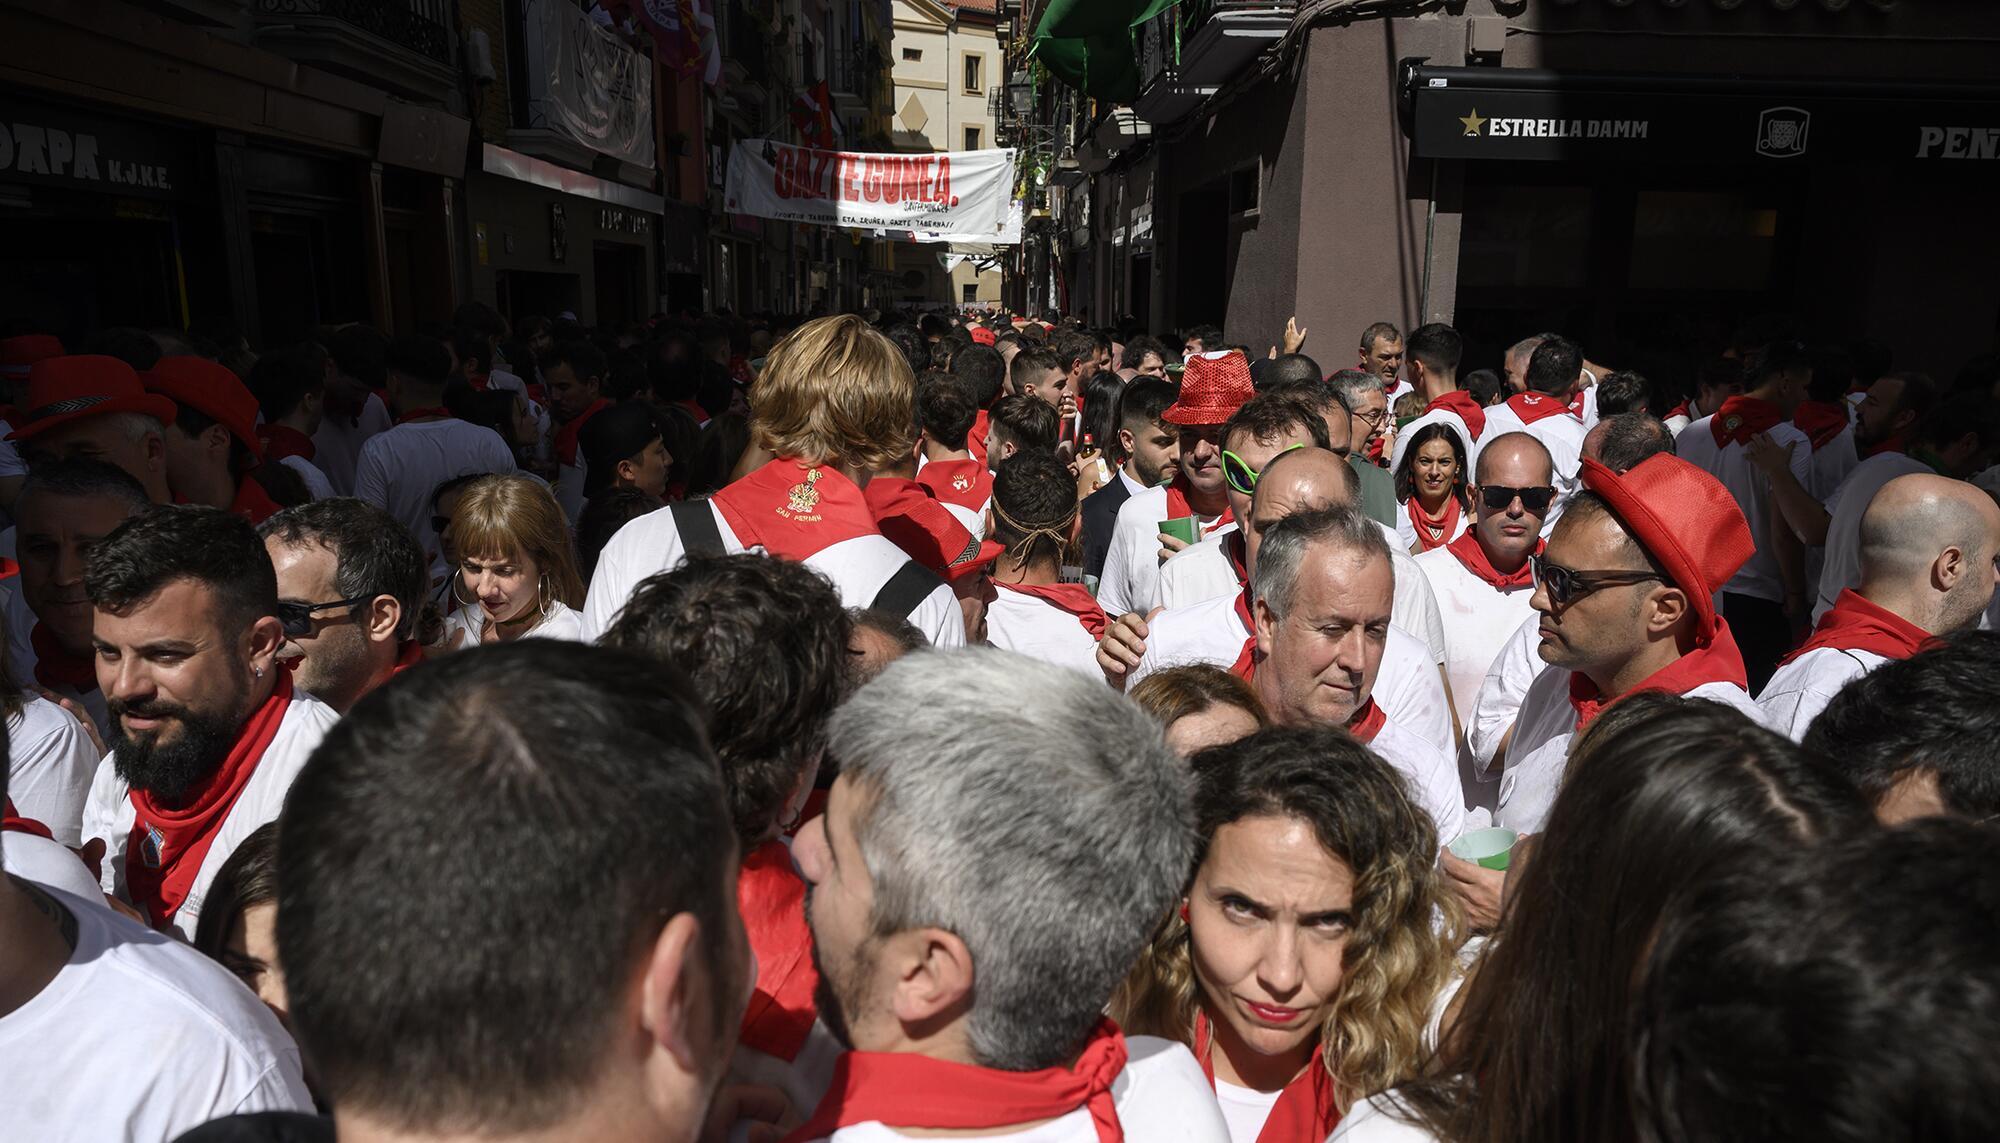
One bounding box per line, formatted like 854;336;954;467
672;499;727;558
871;559;946;621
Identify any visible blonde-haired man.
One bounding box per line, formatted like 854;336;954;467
582;316;964;645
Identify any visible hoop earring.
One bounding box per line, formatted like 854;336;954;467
538;573;554;619
450;574;479;610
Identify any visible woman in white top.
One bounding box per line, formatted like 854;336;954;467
1111;725;1463;1143
1392;422;1471;556
439;474;586;646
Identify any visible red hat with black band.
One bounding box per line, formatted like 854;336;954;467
0;335;64;382
1577;453;1754;639
142;356;266;464
8;355;180;443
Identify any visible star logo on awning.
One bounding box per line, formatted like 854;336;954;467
1460;109;1487;137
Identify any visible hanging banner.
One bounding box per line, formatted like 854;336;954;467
725;141;1016;240
524;0;655;169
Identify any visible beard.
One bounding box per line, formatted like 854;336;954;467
110;691;250;804
805;890;871;1051
1133;452;1174;489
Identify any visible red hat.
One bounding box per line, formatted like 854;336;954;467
8;355;180;443
968;326;997;346
1578;454;1753;635
0;335;64;381
947;538;1005;583
142;356;265;462
1163;350;1255;426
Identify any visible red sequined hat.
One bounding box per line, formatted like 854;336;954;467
1162;350;1254;427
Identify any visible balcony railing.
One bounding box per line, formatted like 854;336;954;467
251;0;456;100
1133;0;1292;125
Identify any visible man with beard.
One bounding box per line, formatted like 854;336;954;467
78;506;340;938
259;498;430;714
789;650;1229;1141
1082;377;1180;580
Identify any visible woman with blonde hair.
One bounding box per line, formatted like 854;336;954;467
440;474;587;645
1112;724;1462;1143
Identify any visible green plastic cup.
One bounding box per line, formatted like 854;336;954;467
1448;826;1519;871
1158;517;1198;545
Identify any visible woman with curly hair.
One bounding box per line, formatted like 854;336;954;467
1111;724;1464;1142
1392;422;1471;555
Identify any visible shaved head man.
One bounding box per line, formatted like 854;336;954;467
1760;473;2000;740
1241;446;1360;575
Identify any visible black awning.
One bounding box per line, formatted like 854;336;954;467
1400;63;2000;166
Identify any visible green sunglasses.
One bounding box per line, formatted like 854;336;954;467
1221;443;1308;495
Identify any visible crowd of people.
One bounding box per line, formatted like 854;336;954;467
0;300;1996;1143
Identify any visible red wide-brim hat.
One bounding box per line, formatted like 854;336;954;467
143;356;266;462
1579;453;1753;635
8;355;180;442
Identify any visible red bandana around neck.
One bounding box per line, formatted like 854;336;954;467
737;840;820;1062
31;622;98;694
916;458;994;512
1709;395;1785;448
3;798;53;840
1778;590;1930;667
1664;400;1690;421
125;673;294;927
1229;587;1259;681
1164;475;1234;536
996;580;1109;640
1192;1010;1340;1143
1345;697;1388;744
1504;392;1575;426
230;475;282;525
1566;389;1588;417
967;408;992;464
1223;531;1248;584
555;397;614;467
712;458;883;564
1792;400;1849;452
1423;390;1486;440
1407;496;1463;553
1567;619;1748;733
394;406;455;426
257;424;316;463
1864;432;1908;459
784;1018;1130;1143
1445;530;1541;590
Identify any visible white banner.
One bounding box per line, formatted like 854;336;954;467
525;0;655;169
725;141;1016;240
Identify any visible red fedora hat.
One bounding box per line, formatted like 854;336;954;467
8;355;180;443
143;356;266;462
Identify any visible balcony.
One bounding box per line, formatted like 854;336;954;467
508;0;655;183
1133;0;1293;125
250;0;458;104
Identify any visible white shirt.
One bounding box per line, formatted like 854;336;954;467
278;453;337;501
984;585;1102;678
729;1020;846;1143
353;418;520;579
1756;646;1886;742
1804;425;1859;503
3;585;112;743
1328;1092;1441;1142
6;693;102;847
1814;452;1933;622
1215;1079;1282;1143
312;391;393;495
4;829;105;901
1411;547;1538;730
1676;417;1811;604
1495;669;1761;834
441;599;586;648
1100;485;1234;618
794;1035;1230;1143
582;502;964;648
0;885;313;1140
1369;714;1468;846
81;689;341;939
1466;614;1549;774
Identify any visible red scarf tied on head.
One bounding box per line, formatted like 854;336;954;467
1777;590;1930;667
1792;400;1850;452
125;673;295;928
32;622;98;694
1445;531;1541;590
1567;620;1748;733
995;580;1108;640
1193;1010;1340;1143
784;1018;1131;1143
737;840;820;1062
1709;395;1784;448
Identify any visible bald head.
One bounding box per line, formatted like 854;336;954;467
1245;447;1360;576
1859;474;2000;635
1475;431;1555;487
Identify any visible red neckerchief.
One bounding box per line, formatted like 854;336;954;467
1503;392;1575;426
1792;400;1849;452
1566;389;1588;417
468;371;490;392
968;408;992;464
1365;434;1386;465
712;458;884;563
125;673;294;927
1229;587;1258;681
994;580;1108;640
555;397;613;468
1423;390;1486;440
31;623;97;693
1567;619;1748;733
1709;395;1784;448
1345;697;1388;744
230;475;282;525
0;557;15;581
3;798;52;840
1223;531;1247;583
1445;530;1541;590
257;424;316;463
737;840;820;1062
1192;1009;1340;1143
1164;475;1233;536
1664;400;1690;420
395;406;455;426
1865;432;1908;459
1777;590;1930;667
1407;496;1462;553
783;1018;1130;1143
916;458;994;512
863;476;978;573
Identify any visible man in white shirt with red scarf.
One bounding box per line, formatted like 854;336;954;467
78;506;340;939
1475;335;1588;518
975;451;1106;677
583;316;962;646
1759;473;2000;740
790;650;1230;1142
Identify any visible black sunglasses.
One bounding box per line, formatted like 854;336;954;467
1480;485;1557;515
277;594;373;638
1530;554;1660;606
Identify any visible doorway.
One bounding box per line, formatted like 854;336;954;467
593;240;647;328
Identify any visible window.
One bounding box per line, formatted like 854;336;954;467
902;47;920;61
962;283;978;304
964;54;982;93
964;126;982;150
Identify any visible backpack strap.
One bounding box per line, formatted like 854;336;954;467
672;499;727;558
870;559;946;622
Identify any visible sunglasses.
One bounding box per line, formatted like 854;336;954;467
1479;485;1558;515
1221;444;1307;495
277;594;374;638
1530;554;1660;607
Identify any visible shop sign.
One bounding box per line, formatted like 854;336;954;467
599;207;651;235
0;97;192;199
